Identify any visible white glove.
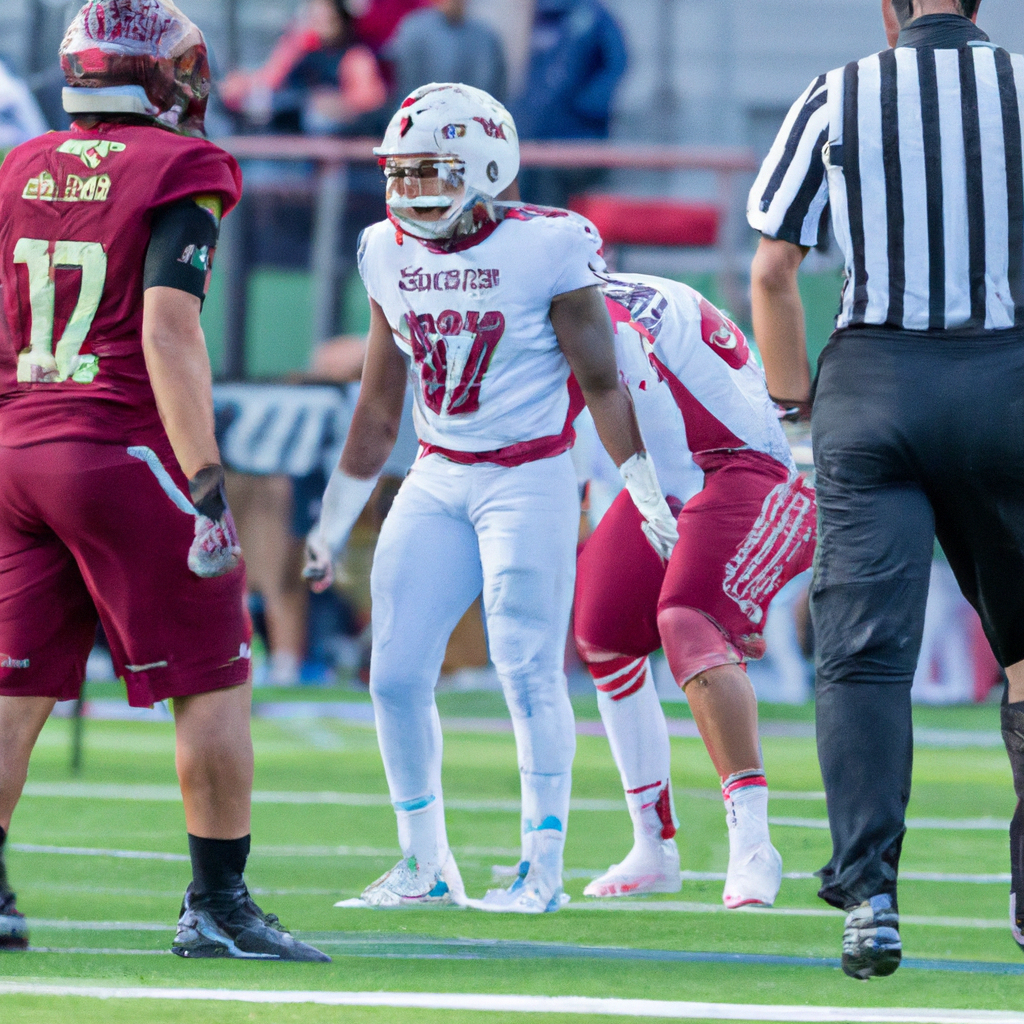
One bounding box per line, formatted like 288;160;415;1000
188;511;242;578
186;465;242;579
619;451;678;561
302;465;379;592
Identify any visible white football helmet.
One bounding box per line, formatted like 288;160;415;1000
375;82;519;241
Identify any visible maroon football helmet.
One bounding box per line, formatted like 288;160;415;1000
60;0;211;136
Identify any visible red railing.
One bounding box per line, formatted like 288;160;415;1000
215;136;760;379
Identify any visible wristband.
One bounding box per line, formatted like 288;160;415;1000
188;464;227;520
317;465;380;557
769;395;813;423
619;451;665;520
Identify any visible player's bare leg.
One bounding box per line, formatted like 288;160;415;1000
173;681;254;839
583;657;682;898
659;606;782;908
681;664;761;780
1002;659;1024;952
170;680;329;960
0;695;55;949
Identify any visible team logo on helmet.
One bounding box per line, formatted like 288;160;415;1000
441;123;467;140
472;117;507;140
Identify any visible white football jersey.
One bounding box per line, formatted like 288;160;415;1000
358;206;605;459
600;274;795;506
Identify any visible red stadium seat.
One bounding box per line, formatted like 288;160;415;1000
567;194;720;248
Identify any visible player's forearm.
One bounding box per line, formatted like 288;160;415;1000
339;400;400;479
582;383;644;468
750;238;812;403
143;320;220;480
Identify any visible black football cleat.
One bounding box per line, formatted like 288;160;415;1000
171;883;330;962
0;888;28;951
841;893;902;979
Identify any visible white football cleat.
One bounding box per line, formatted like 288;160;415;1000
335;851;465;909
466;861;569;914
583;839;682;898
722;840;782;908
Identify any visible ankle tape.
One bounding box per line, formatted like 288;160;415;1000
722;771;767;800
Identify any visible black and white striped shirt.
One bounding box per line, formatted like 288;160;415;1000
748;19;1024;333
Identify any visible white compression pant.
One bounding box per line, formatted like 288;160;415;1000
369;451;579;868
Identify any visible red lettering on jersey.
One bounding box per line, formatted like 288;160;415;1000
405;308;504;416
698;297;748;370
448;311;504;415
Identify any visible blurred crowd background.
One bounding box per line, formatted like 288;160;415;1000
3;0;1022;703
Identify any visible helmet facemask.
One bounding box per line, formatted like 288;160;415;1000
375;83;518;243
383;154;491;241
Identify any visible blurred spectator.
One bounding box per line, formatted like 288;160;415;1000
513;0;627;208
0;59;49;151
384;0;507;104
351;0;432;53
220;0;388;135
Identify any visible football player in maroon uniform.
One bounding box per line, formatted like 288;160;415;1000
0;0;328;961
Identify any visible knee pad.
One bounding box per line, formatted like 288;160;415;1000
657;605;743;688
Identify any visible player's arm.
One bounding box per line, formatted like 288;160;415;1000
749;236;812;419
142;197;240;578
551;285;677;560
303;298;406;592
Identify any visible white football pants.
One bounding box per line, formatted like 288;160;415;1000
369;451;579;871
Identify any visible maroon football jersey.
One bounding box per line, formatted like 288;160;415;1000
0;122;242;447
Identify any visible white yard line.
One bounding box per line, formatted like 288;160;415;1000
20;783;1009;828
11;843;188;862
1;982;1022;1022
19;782;624;812
770;817;1009;831
565;901;1009;928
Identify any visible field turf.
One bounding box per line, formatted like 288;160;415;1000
2;688;1021;1023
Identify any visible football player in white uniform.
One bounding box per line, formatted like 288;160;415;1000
303;84;677;913
574;274;816;908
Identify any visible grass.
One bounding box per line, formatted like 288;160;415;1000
3;698;1021;1023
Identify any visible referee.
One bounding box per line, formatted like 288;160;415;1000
748;0;1024;979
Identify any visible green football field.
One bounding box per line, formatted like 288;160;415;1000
2;688;1022;1023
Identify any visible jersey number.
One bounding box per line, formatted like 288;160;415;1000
13;237;107;384
406;309;505;416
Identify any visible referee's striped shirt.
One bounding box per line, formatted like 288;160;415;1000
748;29;1024;333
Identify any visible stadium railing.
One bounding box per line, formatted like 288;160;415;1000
216;135;760;380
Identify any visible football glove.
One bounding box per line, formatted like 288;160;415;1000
619;451;678;562
186;464;241;579
302;465;379;593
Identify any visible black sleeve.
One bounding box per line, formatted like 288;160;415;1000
143;198;221;304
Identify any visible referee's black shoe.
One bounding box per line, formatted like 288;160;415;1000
172;883;331;961
841;894;901;979
0;888;28;950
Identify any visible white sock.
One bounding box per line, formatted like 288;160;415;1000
723;773;770;847
394;795;449;868
520;770;571;879
595;659;678;843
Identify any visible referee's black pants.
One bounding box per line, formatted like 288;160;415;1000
810;325;1024;911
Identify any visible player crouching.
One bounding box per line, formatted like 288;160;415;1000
574;274;816;908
